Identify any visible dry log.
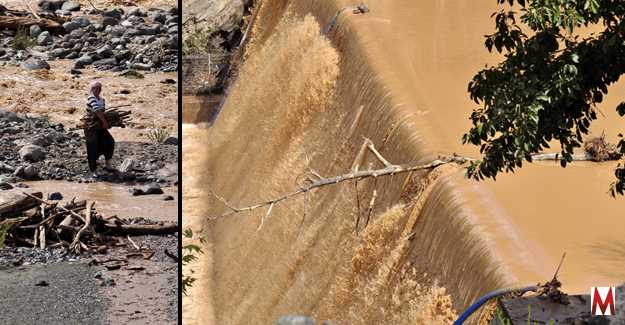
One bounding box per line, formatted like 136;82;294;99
102;222;178;235
0;16;62;33
0;191;42;220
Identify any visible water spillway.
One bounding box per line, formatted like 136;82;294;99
185;0;625;323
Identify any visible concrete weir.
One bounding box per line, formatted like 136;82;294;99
182;95;222;124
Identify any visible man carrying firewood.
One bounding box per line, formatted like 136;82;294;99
84;81;115;178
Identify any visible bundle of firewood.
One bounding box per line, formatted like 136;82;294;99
0;191;177;255
78;108;132;129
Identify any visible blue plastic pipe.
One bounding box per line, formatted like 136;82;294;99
453;285;538;325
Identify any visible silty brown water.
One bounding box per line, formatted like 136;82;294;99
184;0;625;323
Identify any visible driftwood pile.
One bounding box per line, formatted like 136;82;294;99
0;191;177;255
78;107;132;129
0;4;65;33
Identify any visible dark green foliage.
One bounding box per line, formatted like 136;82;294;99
464;0;625;195
11;27;35;50
182;228;204;295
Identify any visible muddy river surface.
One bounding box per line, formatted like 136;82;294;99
184;0;625;323
352;0;625;292
23;180;177;222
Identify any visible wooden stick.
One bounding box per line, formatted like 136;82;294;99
22;192;86;224
209;138;471;220
127;235;140;250
70;201;93;254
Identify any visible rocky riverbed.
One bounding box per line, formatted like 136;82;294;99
0;109;177;185
1;1;178;323
1;0;178;73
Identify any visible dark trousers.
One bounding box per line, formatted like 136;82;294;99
84;129;115;172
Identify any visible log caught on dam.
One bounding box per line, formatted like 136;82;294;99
0;191;42;220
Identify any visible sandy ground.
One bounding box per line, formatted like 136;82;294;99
0;60;178;142
0;262;107;324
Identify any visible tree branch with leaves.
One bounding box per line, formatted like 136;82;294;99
464;0;625;196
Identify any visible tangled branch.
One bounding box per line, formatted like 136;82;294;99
208;138;473;229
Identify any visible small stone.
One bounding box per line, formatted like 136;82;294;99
29;25;42;38
19;144;46;162
36;31;53;45
127;7;146;17
96;44;114;58
38;0;64;12
102;8;123;19
119;158;135;173
130;188;144;196
61;1;80;11
139;183;163;195
275;316;316;325
48;48;69;59
73;54;93;69
102;17;119;27
0;182;13;190
62;20;81;32
149;12;166;24
130;62;153;71
101;277;115;287
162;195;174;201
163;137;178;145
35;280;49;287
73;16;91;28
92;57;117;70
22;165;39;180
48;192;63;200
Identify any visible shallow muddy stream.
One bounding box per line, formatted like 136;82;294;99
23;180;177;222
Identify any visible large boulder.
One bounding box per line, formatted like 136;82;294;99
19;145;46;162
20;57;50;70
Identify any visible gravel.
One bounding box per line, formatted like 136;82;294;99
0;262;107;324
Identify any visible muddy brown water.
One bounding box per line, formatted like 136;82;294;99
182;95;221;124
184;0;625;324
23;180;177;222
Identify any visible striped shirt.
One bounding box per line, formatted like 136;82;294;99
86;95;106;113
